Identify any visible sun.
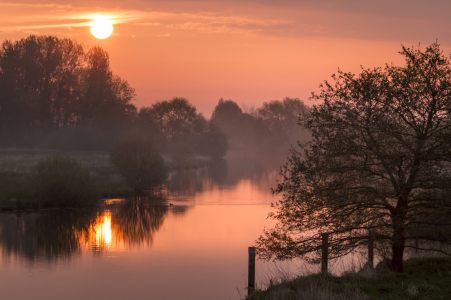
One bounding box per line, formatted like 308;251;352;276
90;16;113;39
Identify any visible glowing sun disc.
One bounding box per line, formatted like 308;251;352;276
91;17;113;39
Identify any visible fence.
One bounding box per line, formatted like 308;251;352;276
247;229;377;295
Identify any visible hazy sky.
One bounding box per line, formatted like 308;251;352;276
1;0;450;116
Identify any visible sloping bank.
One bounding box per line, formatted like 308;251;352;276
246;257;451;300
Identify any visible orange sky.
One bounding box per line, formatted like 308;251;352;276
1;0;451;116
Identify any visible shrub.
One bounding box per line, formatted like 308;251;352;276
32;154;96;207
110;136;169;194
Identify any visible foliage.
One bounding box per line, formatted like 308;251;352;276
195;122;228;158
31;154;97;207
0;35;136;148
247;257;451;300
211;98;310;155
138;97;205;140
110;136;169;194
256;43;451;273
256;97;309;144
138;97;228;158
211;98;244;139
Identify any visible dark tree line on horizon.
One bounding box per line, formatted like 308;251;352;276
0;35;136;149
0;35;309;158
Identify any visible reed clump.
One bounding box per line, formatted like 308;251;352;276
110;136;169;195
32;154;97;207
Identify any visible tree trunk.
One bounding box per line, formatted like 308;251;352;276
391;214;406;273
391;243;405;272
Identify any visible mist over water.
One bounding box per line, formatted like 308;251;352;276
0;156;368;300
0;157;287;299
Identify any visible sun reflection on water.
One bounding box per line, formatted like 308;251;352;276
90;211;112;249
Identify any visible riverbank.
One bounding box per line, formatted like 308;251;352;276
246;257;451;300
0;148;213;211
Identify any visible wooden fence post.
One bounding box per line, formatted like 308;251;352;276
248;247;256;295
321;233;329;274
368;229;374;269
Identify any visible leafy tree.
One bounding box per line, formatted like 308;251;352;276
256;43;451;273
0;35;136;147
256;97;309;144
110;136;169;194
79;46;137;130
138;98;205;140
211;98;244;137
138;98;227;158
0;36;85;142
211;99;258;152
195;122;228;158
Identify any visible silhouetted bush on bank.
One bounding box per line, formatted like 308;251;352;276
32;154;97;207
110;136;169;194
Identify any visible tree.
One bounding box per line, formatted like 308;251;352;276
194;122;228;158
211;98;243;136
110;136;169;194
256;97;309;144
0;35;137;147
256;43;451;273
0;36;85;142
78;46;137;130
138;98;205;140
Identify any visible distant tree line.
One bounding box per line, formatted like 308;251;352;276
0;35;309;158
211;97;310;156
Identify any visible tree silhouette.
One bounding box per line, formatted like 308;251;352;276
256;43;451;273
256;97;309;144
0;35;136;148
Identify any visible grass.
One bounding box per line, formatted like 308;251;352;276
246;257;451;300
0;148;116;179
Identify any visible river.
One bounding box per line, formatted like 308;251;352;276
0;157;355;300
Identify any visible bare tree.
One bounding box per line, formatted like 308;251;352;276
256;43;451;273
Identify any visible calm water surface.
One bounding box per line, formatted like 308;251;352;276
0;157;347;300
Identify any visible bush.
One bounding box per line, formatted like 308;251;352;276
32;154;97;207
110;136;169;194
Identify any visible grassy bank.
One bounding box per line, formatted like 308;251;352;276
0;148;212;210
246;257;451;300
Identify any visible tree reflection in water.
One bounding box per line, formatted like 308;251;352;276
168;156;283;198
0;198;189;263
107;198;187;248
0;209;97;262
0;157;281;263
